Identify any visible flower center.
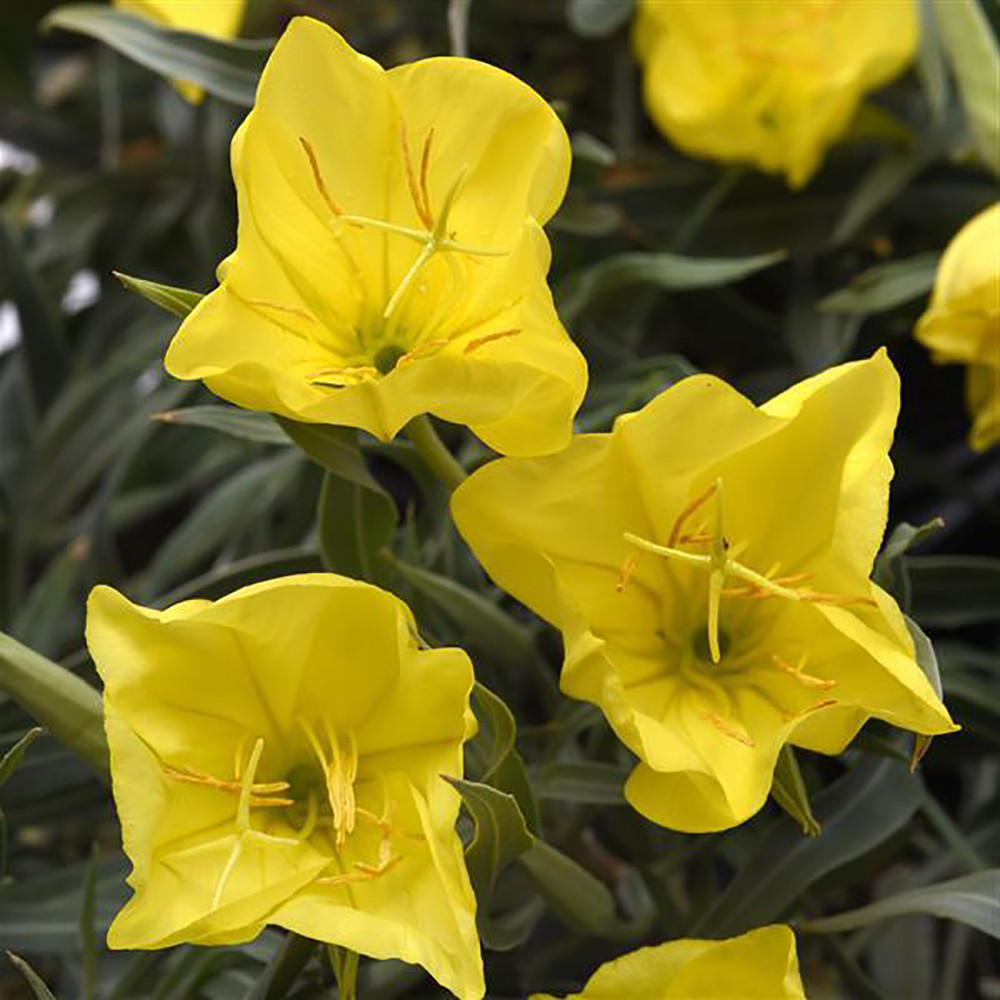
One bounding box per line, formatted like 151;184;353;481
619;478;876;665
159;722;416;910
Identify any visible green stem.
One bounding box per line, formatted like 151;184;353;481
670;166;744;253
328;946;360;1000
404;415;467;493
253;932;316;999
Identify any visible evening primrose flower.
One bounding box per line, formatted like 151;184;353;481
85;574;483;1000
632;0;918;188
532;925;806;999
453;351;956;832
165;16;586;457
114;1;246;103
916;203;1000;451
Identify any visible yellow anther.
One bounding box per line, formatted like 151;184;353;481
300;718;359;851
463;328;521;354
772;653;837;691
700;711;755;747
299;136;345;218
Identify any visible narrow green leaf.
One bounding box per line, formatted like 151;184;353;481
934;0;1000;175
873;518;945;607
446;777;533;917
696;757;925;937
385;555;557;706
556;249;786;325
317;472;395;582
6;952;57;1000
466;683;517;784
832;127;949;244
0;632;108;781
519;840;617;937
567;0;635;37
907;555;1000;627
0;217;68;412
44;5;270;105
800;870;1000;939
770;745;821;837
244;932;316;1000
152;405;287;445
79;845;99;1000
113;271;204;319
155;548;322;607
818;254;940;315
0;727;43;786
530;760;627;805
906;616;944;769
143;451;302;592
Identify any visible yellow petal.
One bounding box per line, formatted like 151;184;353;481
633;0;918;187
531;924;805;999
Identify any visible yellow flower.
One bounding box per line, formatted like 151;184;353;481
453;351;956;833
532;925;806;999
165;16;586;457
114;1;246;103
85;574;484;1000
632;0;918;188
916;203;1000;451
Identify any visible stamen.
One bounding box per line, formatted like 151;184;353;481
616;552;642;593
464;328;521;354
700;711;755;747
401;124;434;229
419;127;435;223
299;137;345;217
668;482;718;547
772;653;837;690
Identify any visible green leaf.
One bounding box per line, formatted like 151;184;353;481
79;846;99;1000
151;405;287;445
384;555;557;707
556;250;786;325
818;254;940;315
142;451;302;593
933;0;1000;175
530;760;628;805
43;5;270;106
832;126;949;244
0;727;43;786
518;840;618;937
317;472;396;582
0;632;108;781
567;0;635;38
770;745;821;837
0;217;68;412
6;952;57;1000
695;757;925;937
907;555;1000;627
113;271;204;319
905;616;944;769
873;518;945;607
800;870;1000;939
446;778;534;917
466;683;517;784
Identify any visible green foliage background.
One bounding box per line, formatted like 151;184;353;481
0;1;998;997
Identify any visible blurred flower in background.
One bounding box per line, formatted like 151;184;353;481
916;202;1000;451
632;0;919;188
114;0;247;101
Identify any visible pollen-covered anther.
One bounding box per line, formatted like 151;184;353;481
772;653;837;690
699;710;755;748
782;697;838;723
463;328;521;354
162;763;293;808
306;364;379;386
